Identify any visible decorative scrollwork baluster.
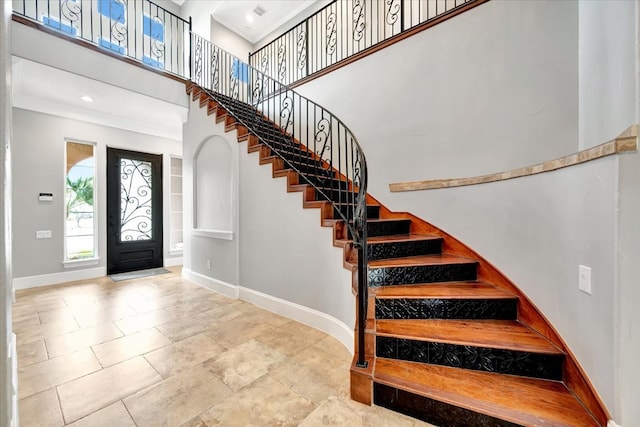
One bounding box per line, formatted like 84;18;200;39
193;37;203;83
386;0;401;25
150;15;165;63
296;30;307;71
326;12;337;56
277;44;286;82
280;95;294;133
229;59;239;99
315;117;332;165
61;0;81;25
211;47;219;91
353;0;366;42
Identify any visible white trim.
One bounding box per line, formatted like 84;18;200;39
182;268;239;299
192;229;233;240
181;268;354;354
168;249;183;256
62;257;100;268
10;334;18;427
13;266;106;290
164;256;183;267
608;421;622;427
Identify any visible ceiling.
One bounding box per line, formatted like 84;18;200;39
11;57;188;141
179;0;318;44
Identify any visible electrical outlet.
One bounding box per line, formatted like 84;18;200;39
579;265;592;294
36;230;52;239
206;260;211;270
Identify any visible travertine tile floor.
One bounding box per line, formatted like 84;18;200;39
13;267;433;427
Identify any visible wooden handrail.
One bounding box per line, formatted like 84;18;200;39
389;124;638;192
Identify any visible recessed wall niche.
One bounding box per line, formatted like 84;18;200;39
193;136;233;238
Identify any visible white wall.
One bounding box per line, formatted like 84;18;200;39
292;0;639;422
1;0;16;425
182;96;354;350
578;3;640;424
617;152;640;426
252;0;333;51
211;17;253;62
181;1;213;43
579;1;639;150
11;108;182;286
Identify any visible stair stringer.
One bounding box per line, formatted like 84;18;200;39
186;83;609;426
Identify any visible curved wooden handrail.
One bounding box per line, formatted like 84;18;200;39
389;124;638;192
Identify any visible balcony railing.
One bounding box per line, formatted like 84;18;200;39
249;0;483;86
12;0;191;78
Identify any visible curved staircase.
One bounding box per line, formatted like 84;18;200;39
186;70;608;426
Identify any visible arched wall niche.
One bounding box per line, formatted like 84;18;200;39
193;135;234;239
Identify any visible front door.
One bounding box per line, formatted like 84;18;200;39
106;148;163;274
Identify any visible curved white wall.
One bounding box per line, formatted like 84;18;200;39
292;0;639;423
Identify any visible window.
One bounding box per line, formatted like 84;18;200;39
232;58;249;83
65;141;97;261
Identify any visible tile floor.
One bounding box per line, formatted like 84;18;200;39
13;267;433;426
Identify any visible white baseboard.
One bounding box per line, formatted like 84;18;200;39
182;268;354;354
13;266;106;290
10;333;18;427
164;256;183;267
608;421;622;427
182;268;239;299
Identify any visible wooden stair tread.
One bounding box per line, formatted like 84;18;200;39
374;359;599;427
376;319;562;354
373;281;517;299
369;254;476;268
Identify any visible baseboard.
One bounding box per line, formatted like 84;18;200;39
182;268;240;299
240;287;354;354
10;333;18;427
182;268;354;354
608;420;622;427
13;266;106;290
164;256;183;267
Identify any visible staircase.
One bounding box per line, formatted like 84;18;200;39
186;77;608;426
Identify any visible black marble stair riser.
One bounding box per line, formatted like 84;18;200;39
374;383;524;427
369;263;477;287
368;238;442;261
316;187;356;203
334;204;380;220
375;297;517;320
347;219;412;239
286;162;330;177
376;337;564;380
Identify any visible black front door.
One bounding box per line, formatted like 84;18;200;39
107;148;163;274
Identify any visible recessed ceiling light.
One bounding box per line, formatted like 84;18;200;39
79;95;93;102
246;14;254;23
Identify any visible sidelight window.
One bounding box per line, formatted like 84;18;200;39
65;141;97;261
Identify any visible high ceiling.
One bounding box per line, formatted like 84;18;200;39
178;0;318;44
